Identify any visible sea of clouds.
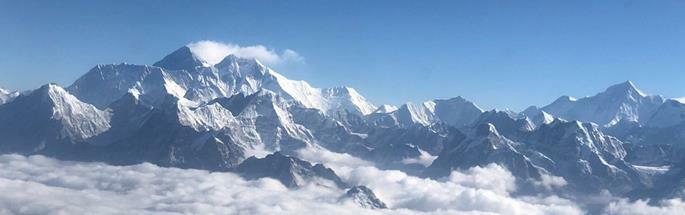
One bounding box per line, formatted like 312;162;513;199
0;149;682;215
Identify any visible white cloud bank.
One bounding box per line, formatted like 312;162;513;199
296;148;583;215
187;40;304;66
0;152;587;215
0;154;366;215
604;199;685;215
3;150;678;215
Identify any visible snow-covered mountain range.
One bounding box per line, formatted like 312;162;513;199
522;81;670;127
1;44;685;210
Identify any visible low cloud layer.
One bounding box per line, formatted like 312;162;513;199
0;151;680;215
604;199;685;215
296;148;583;215
0;154;368;215
187;40;304;66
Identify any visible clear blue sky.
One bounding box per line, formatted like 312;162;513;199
1;0;684;111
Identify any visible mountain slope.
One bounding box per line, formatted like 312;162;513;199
368;96;483;128
424;123;542;179
471;110;534;140
260;71;376;116
68;64;188;108
210;90;315;152
644;99;685;128
525;120;645;193
0;84;111;152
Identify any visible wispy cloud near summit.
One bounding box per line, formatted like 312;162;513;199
187;40;304;66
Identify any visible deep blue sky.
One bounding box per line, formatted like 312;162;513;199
1;1;684;110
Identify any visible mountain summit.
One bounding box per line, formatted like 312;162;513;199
536;81;665;126
153;46;209;71
604;80;646;97
0;84;111;152
69;46;376;116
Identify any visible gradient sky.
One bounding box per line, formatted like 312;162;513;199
1;0;684;111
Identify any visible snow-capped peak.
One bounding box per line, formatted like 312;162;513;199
34;84;112;140
0;87;19;105
394;102;436;126
602;80;647;98
323;86;377;115
376;96;483;127
153;47;378;116
262;69;376;116
154;44;270;72
520;106;556;127
472;110;535;138
216;54;267;75
153;46;209;71
541;81;665;126
431;96;484;127
72;48;378;118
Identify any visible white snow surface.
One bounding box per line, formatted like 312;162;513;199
378;96;483;127
264;70;377;115
541;81;665;126
69;52;376;117
632;165;670;176
43;84;112;140
0;87;19;105
173;89;315;153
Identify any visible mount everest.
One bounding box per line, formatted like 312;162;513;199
1;44;685;213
